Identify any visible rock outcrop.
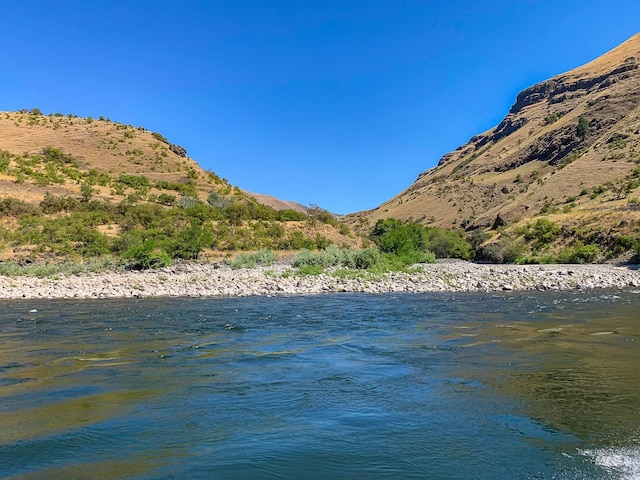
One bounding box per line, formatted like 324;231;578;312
169;143;187;157
347;33;640;242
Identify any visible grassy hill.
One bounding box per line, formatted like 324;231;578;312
0;111;357;265
0;110;306;209
347;33;640;263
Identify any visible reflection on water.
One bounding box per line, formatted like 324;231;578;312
0;291;638;479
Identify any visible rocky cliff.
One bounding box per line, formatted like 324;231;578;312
348;33;640;252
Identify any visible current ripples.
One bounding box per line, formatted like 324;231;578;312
0;291;638;479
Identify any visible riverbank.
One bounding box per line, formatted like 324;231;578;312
1;261;639;299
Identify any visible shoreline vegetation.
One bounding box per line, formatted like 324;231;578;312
1;211;639;300
1;259;638;300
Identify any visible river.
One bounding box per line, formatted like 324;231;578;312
1;291;639;479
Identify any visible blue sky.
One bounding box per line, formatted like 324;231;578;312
1;1;639;214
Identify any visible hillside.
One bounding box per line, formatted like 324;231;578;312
0;111;306;211
348;33;640;261
0;111;356;262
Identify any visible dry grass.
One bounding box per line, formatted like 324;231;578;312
347;33;640;243
0;111;357;262
0;111;307;212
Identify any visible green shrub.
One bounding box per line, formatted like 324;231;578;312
543;112;564;125
245;200;278;221
307;205;335;226
293;246;369;268
558;242;600;264
314;234;330;250
124;239;171;269
365;252;431;273
577;116;590;139
118;203;167;231
370;218;446;262
293;248;336;268
478;236;526;263
425;227;473;259
611;235;639;256
0;257;124;277
167;220;213;260
40;193;78;214
157;193;176;206
296;264;325;276
338;223;351;235
0;197;41;217
41;147;80;167
227;249;277;269
277;209;308;221
371;218;428;255
116;174;150;192
154;180;197;196
84;169;111;187
79;230;112;257
223;201;250;225
342;248;380;269
0;150;11;173
151;132;169;144
293;245;433;272
280;231;316;250
80;181;94;202
468;228;489;251
517;218;561;245
207;191;230;209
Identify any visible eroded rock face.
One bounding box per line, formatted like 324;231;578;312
509;60;639;115
521;125;582;167
347;34;640;245
492;115;529;142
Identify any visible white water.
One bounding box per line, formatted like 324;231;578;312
582;445;640;479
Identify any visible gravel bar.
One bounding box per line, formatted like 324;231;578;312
1;262;639;299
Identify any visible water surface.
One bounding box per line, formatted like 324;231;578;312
0;291;639;479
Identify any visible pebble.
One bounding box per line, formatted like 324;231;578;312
0;262;638;299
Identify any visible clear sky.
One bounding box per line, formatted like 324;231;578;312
1;1;639;214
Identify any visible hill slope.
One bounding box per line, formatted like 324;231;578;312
0;111;306;211
0;112;356;262
348;33;640;259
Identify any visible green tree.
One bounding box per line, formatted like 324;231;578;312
169;220;213;260
307;204;334;226
224;201;249;226
520;218;560;245
371;218;428;256
80;182;94;202
124;239;171;270
425;228;473;259
577;116;590;139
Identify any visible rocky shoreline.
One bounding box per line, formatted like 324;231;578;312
0;261;639;299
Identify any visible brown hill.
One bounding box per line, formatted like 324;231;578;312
0;112;357;261
348;33;640;258
0;111;306;212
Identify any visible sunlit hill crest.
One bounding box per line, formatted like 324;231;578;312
348;33;640;261
0;111;356;262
